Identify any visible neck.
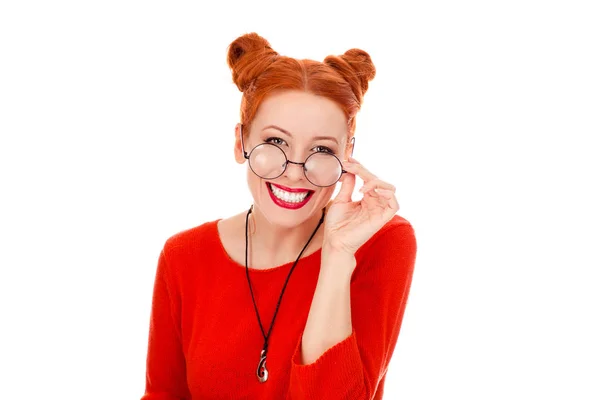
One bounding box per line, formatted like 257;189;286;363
247;204;325;259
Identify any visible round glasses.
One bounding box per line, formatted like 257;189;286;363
240;124;354;188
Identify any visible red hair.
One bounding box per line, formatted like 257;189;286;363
226;32;376;152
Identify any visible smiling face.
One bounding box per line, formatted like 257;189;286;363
234;90;351;228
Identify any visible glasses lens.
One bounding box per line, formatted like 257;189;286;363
305;152;342;187
248;144;287;180
248;144;342;187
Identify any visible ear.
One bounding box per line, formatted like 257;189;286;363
234;123;246;164
342;136;355;161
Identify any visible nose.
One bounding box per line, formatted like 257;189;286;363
283;159;306;182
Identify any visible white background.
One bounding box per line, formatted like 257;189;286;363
1;1;599;399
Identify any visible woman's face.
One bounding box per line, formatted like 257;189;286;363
234;90;351;228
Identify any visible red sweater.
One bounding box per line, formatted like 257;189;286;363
141;214;417;400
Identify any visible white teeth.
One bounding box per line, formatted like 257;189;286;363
269;184;309;203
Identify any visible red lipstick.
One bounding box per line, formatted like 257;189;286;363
270;183;313;193
266;183;314;210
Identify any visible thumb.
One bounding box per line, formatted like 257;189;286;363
332;172;355;204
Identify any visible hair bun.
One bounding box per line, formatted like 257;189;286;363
324;48;376;104
226;32;279;92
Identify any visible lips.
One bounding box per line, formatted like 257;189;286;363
266;182;314;210
269;182;314;193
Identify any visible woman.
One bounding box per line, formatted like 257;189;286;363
141;32;417;400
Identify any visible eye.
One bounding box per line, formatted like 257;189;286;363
313;145;334;154
265;137;334;155
264;137;287;146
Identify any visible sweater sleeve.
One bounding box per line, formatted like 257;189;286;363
287;222;417;400
140;248;192;400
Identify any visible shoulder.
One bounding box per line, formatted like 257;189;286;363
358;214;416;254
354;214;417;273
161;218;221;263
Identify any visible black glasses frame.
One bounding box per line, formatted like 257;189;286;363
240;123;355;188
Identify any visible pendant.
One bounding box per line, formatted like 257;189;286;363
256;349;268;383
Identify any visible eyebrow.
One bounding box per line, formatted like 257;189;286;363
262;124;339;145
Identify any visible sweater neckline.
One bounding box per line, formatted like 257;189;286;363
212;218;323;274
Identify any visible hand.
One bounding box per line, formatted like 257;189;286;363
322;156;400;257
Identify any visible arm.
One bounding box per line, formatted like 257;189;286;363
299;249;354;366
140;249;191;400
287;223;417;400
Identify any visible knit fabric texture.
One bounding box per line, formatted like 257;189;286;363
141;214;417;400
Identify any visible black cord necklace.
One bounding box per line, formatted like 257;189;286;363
245;204;326;383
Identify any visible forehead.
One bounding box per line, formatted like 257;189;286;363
252;90;347;140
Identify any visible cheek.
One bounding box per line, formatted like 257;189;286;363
246;169;260;192
315;186;336;200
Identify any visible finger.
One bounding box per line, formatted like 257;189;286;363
373;188;400;211
342;159;378;183
359;179;396;194
363;188;399;211
332;171;355;203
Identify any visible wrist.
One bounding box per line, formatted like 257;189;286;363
322;240;355;257
320;246;356;276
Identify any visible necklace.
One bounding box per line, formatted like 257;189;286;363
245;204;326;383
